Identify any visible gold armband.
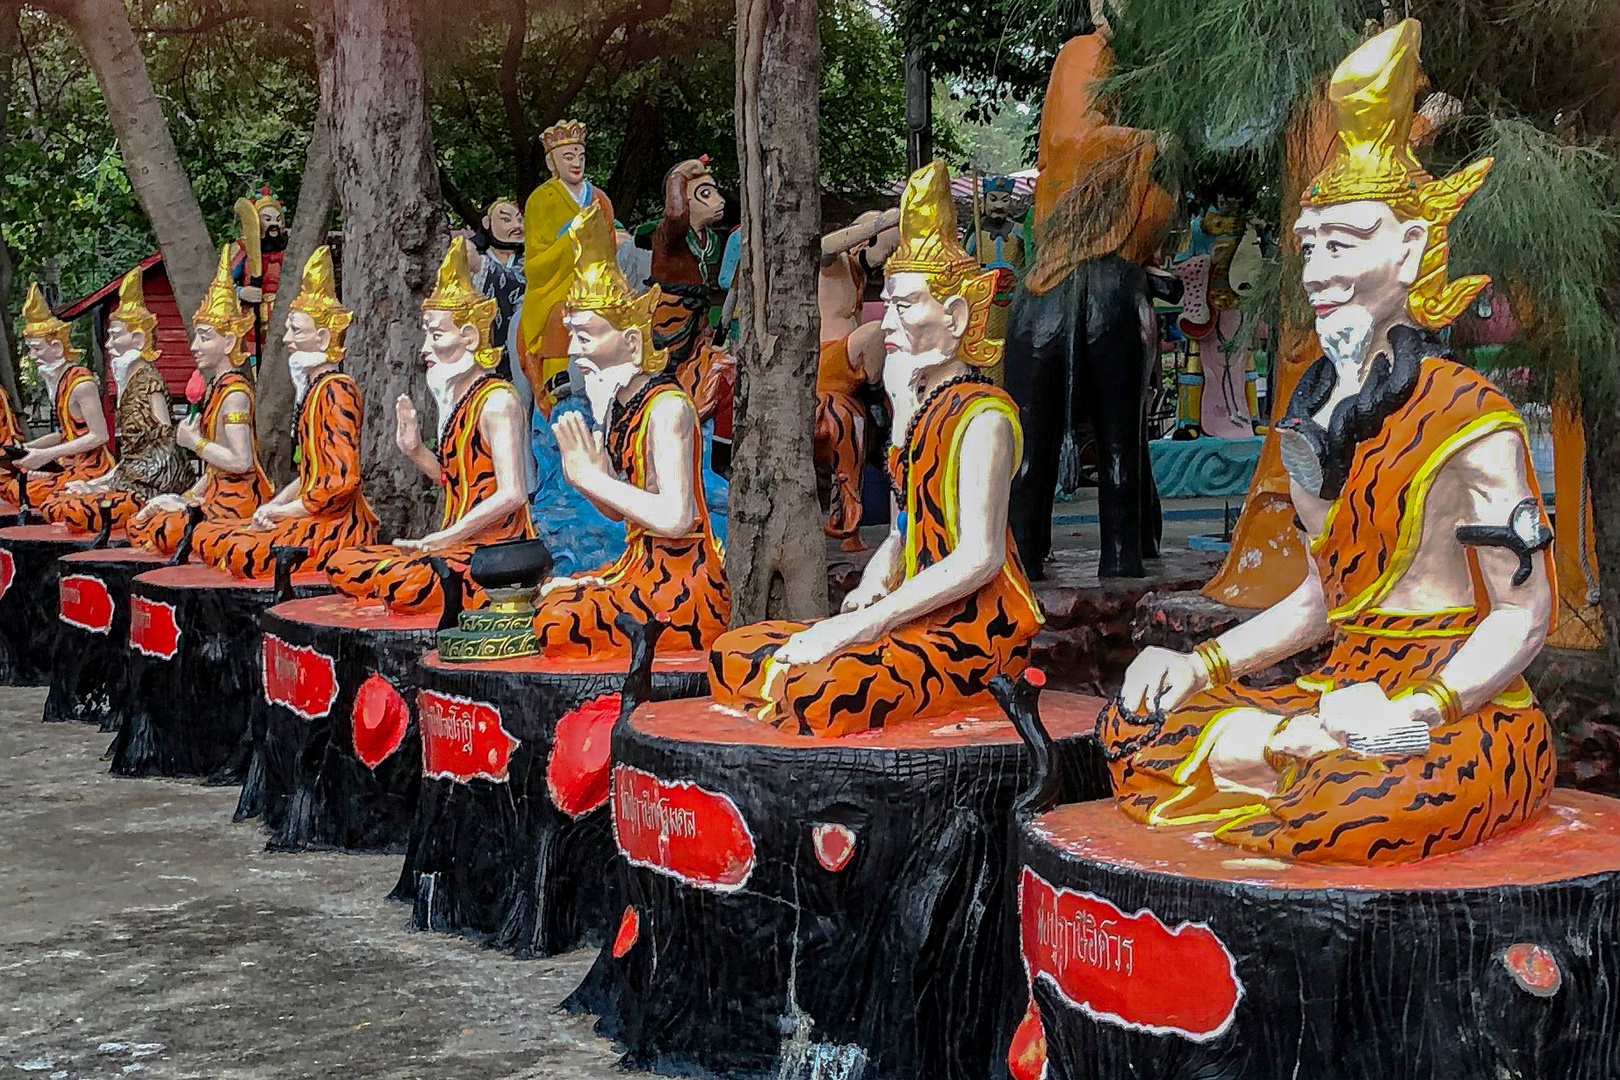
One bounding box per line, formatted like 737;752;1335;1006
194;437;211;456
223;411;250;424
1413;676;1463;726
1192;640;1233;688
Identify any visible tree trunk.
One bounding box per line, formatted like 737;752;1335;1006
1578;303;1620;699
726;0;826;623
0;3;24;409
499;0;532;201
47;0;215;321
256;0;338;487
324;0;446;541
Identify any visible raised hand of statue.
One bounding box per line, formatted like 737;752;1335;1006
553;411;613;487
395;394;422;455
238;285;263;304
175;415;203;452
1120;646;1210;716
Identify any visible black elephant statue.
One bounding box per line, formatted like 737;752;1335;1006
1006;254;1173;579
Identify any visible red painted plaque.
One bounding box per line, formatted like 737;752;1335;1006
416;688;519;783
352;673;409;769
547;692;621;817
58;573;114;634
612;764;756;891
1018;866;1242;1042
261;633;339;720
128;594;180;660
0;547;13;601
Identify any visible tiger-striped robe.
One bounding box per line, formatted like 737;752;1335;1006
1097;354;1556;866
815;334;868;548
326;376;534;614
712;382;1044;738
532;378;729;659
41;358;190;533
0;364;114;505
0;382;24;447
125;370;272;556
193;372;378;578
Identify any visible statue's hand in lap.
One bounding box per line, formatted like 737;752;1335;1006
1267;715;1341;760
553;412;612;486
1120;646;1209;715
394;529;454;554
775;612;880;667
138;493;189;519
840;578;891;613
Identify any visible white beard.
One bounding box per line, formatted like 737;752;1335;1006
288;350;330;405
36;357;69;398
1316;304;1377;376
427;355;480;433
110;350;142;396
583;362;639;427
883;348;953;436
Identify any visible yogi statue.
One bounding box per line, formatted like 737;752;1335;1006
1;283;114;505
530;204;730;658
126;246;273;555
1098;20;1556;866
41;271;190;531
194;247;379;577
711;160;1043;738
326;240;533;614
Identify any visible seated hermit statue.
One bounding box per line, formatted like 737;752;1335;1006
194;247;379;577
530;204;729;659
2;283;114;505
127;246;273;555
326;240;532;614
41;271;190;531
1098;20;1555;866
711;160;1042;738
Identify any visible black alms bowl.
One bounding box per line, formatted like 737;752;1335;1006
467;537;554;591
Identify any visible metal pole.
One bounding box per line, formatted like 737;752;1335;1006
904;46;932;171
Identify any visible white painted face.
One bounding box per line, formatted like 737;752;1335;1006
105;320;144;358
189;322;238;376
25;335;67;380
259;203;284;238
566;308;643;424
420;308;479;371
484;200;525;245
880;271;967;363
282;309;330;355
1295;199;1427;364
551;143;586;187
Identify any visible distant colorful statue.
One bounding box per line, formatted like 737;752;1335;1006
231;187;287;364
711;161;1042;738
520;120;616;413
127;247;273;555
816;208;900;551
529;205;730;658
966;175;1026;345
40;271;190;531
193;247;379;577
327;240;533;614
471;197;527;389
1099;20;1555;866
1004;28;1175;579
650;156;727;395
1;283;114;506
1175;202;1258;438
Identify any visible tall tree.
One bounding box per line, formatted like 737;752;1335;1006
726;0;826;622
29;0;215;319
325;0;446;539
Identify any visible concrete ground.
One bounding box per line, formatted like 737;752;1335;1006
0;690;624;1080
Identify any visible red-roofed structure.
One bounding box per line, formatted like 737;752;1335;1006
58;254;193;402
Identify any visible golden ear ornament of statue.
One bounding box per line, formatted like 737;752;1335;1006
193;244;254;361
289;245;353;364
1301;18;1492;330
110;269;161;363
541;120;588;156
888;159;1004;370
21;281;80;361
567;203;667;374
422;239;502;370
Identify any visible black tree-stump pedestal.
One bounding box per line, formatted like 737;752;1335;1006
394;648;709;958
0;523;108;686
1013;791;1620;1080
248;595;438;851
44;547;166;726
108;564;331;780
569;693;1111;1080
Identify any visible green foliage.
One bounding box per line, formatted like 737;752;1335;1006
890;0;1080;122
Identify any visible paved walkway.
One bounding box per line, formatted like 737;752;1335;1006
0;691;622;1080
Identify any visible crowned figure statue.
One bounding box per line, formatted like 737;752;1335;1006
40;271;190;530
710;161;1043;738
127;247;273;555
326;240;533;614
1098;20;1557;866
192;247;379;577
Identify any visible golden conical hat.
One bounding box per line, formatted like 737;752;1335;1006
565;204;666;374
422;239;500;369
289;246;352;362
193;244;253;353
109;269;160;362
21;281;78;360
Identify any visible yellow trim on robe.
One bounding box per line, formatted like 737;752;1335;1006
1326;411;1526;623
440;379;506;530
1143;708;1275;828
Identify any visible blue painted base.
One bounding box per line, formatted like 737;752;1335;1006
1149;435;1263;498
